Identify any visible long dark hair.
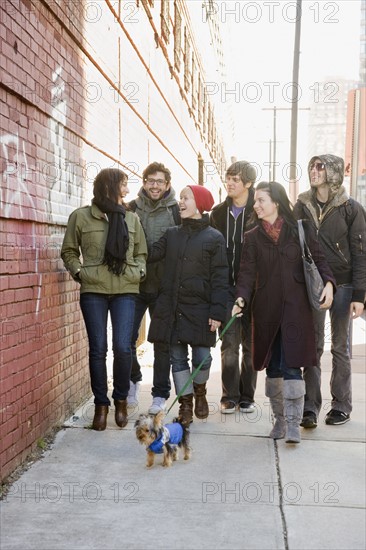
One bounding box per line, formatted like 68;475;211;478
93;168;128;205
254;181;297;230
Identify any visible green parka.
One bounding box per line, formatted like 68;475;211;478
61;203;147;294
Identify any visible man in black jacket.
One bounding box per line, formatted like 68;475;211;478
210;160;258;414
294;154;366;427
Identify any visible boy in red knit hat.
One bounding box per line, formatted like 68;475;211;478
148;185;228;425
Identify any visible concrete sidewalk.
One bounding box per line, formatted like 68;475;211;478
0;322;365;549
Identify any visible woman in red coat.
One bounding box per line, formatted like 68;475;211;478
232;182;336;444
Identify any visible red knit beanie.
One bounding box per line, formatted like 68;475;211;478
187;185;215;214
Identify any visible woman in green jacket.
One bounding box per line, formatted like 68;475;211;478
61;168;147;431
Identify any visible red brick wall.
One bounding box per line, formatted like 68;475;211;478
0;0;90;480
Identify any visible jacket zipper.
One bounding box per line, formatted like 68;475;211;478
359;234;363;254
336;243;348;263
231;215;237;283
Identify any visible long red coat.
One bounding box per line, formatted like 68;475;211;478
236;220;336;371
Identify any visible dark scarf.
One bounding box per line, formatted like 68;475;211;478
261;216;284;243
93;197;129;276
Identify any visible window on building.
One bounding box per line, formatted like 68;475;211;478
198;153;204;185
184;27;191;93
197;73;203;123
139;0;154;9
174;2;182;71
161;0;170;43
202;90;207;134
191;54;197;110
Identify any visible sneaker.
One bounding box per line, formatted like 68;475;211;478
127;381;140;407
300;411;318;429
148;397;166;415
325;410;350;425
239;402;255;413
220;401;236;414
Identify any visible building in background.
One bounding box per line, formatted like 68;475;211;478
307;77;358;163
345;0;366;203
0;0;231;479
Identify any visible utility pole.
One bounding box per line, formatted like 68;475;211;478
262;102;309;188
289;0;302;203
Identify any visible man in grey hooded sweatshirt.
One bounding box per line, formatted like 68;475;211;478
128;162;180;414
294;154;366;428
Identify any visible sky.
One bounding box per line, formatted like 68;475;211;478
219;0;362;192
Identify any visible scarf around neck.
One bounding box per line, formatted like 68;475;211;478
261;216;284;243
93;197;129;276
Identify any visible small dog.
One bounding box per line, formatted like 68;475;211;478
134;411;191;468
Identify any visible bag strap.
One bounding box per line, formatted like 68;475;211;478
297;220;313;263
171;203;181;226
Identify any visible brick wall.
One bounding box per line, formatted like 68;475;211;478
0;0;90;481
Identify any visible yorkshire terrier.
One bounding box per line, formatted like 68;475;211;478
134;411;191;468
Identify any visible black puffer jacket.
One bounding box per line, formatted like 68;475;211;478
148;215;229;347
293;154;366;303
210;189;255;286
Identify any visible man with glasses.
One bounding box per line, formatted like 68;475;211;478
294;154;366;427
128;162;180;413
210;160;258;414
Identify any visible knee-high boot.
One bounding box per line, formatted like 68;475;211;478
265;377;286;439
283;380;305;444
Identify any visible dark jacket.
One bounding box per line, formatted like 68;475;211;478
210;190;255;286
148;215;229;347
236;220;336;371
128;187;180;294
293;154;366;303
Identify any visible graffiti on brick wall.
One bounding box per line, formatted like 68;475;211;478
48;66;83;224
1;67;83;225
0;132;37;220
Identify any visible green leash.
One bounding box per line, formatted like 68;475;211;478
165;313;238;415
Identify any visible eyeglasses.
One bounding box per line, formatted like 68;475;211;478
145;178;167;187
310;162;325;172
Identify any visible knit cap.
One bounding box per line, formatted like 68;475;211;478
187;185;214;214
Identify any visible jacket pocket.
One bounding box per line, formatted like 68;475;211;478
80;265;101;285
123;263;141;284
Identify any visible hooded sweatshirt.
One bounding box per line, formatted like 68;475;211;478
293;154;366;302
129;187;180;293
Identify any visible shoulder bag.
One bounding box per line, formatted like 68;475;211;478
297;220;325;310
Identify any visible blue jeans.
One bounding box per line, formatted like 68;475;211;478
220;290;257;404
266;330;303;381
304;284;353;415
170;344;212;395
131;291;171;399
80;293;135;405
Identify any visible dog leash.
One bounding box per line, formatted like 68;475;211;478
165;313;238;415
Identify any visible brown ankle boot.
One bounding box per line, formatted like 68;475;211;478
114;399;128;428
178;394;194;426
193;383;209;419
92;405;109;431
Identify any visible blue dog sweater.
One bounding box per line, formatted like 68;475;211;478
148;423;184;454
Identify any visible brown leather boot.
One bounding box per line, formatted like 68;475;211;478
178;394;194;426
114;399;128;428
193;383;209;419
92;405;109;431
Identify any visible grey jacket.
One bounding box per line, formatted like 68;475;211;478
129;187;180;293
